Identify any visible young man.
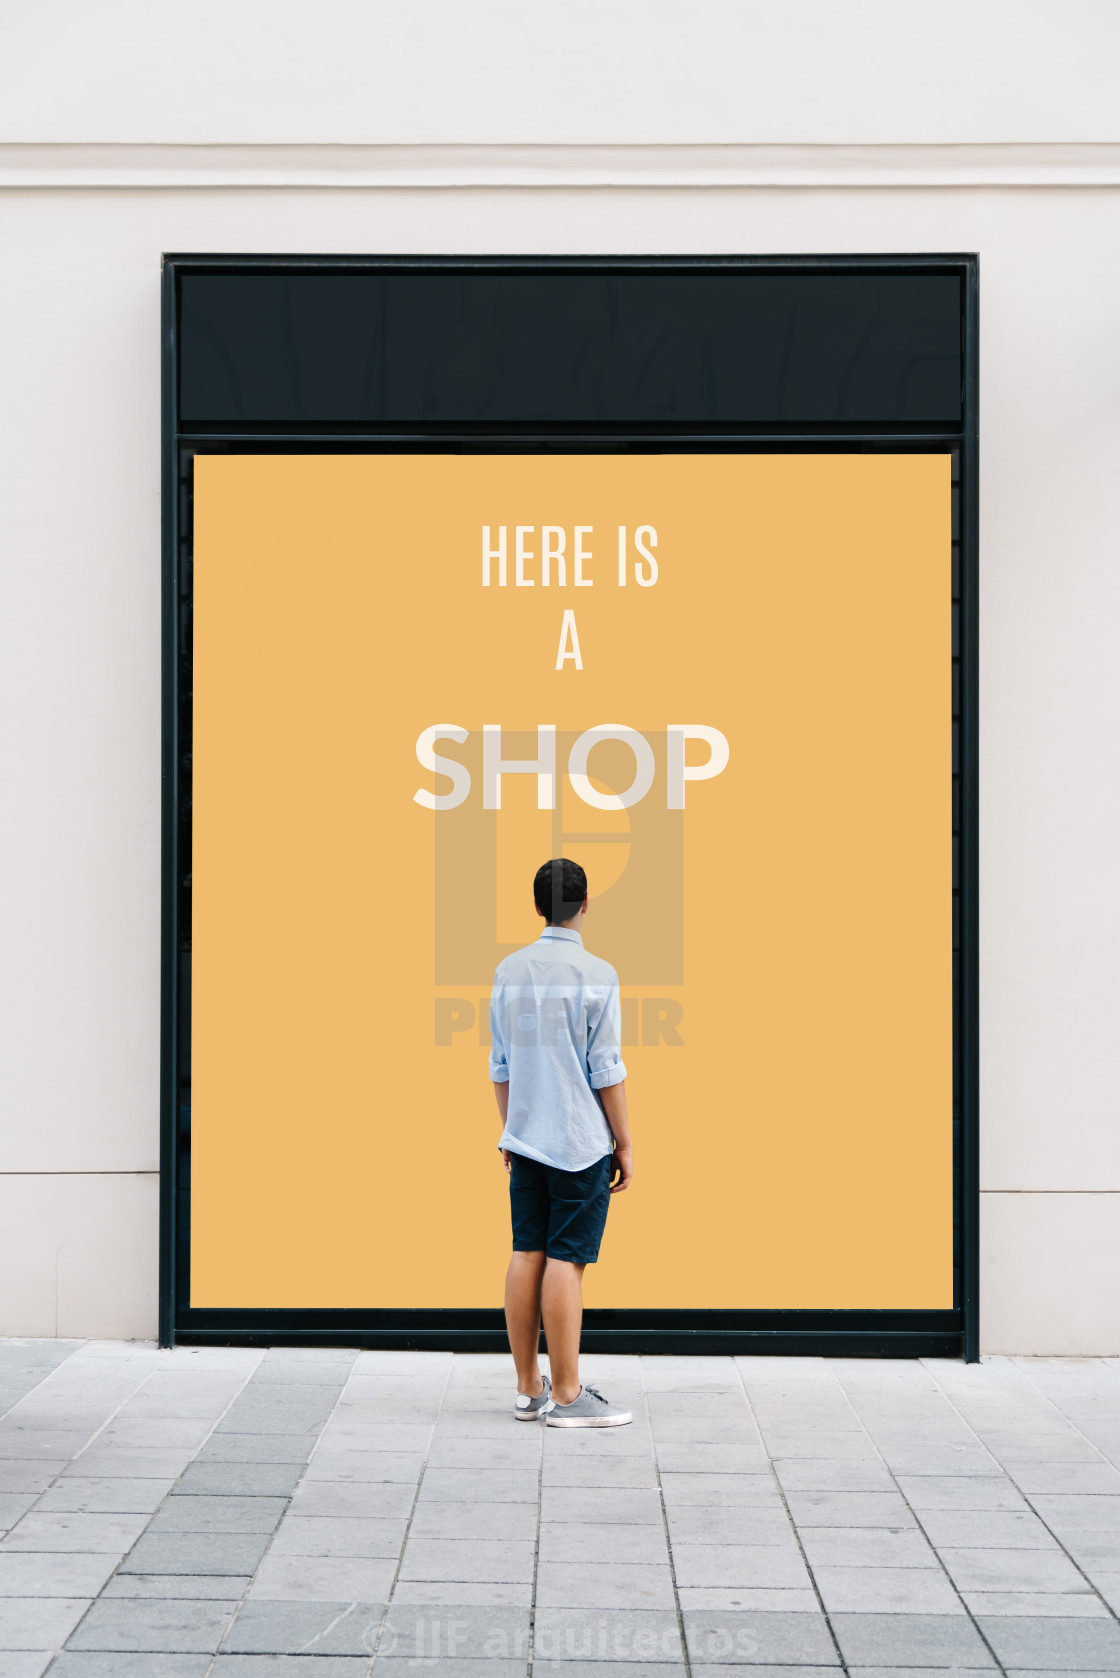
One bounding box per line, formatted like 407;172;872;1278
489;857;634;1427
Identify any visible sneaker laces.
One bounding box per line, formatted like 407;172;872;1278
582;1385;608;1406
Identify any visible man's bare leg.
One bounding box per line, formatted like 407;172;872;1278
505;1250;546;1395
541;1257;585;1405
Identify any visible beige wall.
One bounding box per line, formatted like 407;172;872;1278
2;3;1119;1349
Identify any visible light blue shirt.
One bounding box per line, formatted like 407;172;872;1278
489;927;627;1172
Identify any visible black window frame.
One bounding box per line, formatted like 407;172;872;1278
161;252;979;1360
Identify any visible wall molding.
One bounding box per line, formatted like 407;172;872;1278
3;142;1120;191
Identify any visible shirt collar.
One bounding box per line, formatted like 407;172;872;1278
539;927;583;945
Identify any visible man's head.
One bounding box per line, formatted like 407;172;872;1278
533;858;588;928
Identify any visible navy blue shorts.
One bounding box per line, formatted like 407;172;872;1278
509;1152;612;1264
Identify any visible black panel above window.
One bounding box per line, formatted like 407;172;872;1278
178;265;962;428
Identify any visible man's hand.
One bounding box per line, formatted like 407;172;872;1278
609;1145;633;1193
501;1148;514;1174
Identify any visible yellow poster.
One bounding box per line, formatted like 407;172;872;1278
190;453;951;1309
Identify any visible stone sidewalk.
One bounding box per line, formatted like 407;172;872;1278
1;1345;1120;1674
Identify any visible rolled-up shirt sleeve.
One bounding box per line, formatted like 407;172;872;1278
488;980;510;1082
586;977;627;1090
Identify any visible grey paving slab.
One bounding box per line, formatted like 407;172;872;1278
410;1499;537;1541
895;1474;1028;1510
984;1440;1104;1466
301;1450;423;1482
147;1495;287;1534
670;1544;812;1590
1030;1495;1120;1530
34;1478;176;1514
172;1462;303;1498
758;1431;879;1462
1056;1531;1120;1568
117;1394;240;1421
1011;1463;1120;1494
60;1449;193;1480
0;1467;66;1496
535;1560;676;1608
535;1607;682;1663
876;1450;1002;1477
919;1508;1068;1549
663;1505;796;1546
64;1595;238;1652
290;1478;414;1518
1091;1570;1120;1613
0;1653;52;1678
976;1613;1120;1669
222;1599;384;1657
47;1656;213;1676
830;1611;997;1667
267;1514;406;1558
535;1665;686;1678
101;1573;251;1598
772;1459;897;1493
0;1597;91;1650
0;1553;119;1597
409;1469;537;1510
657;1473;781;1508
423;1434;539;1467
646;1393;748;1419
540;1486;663;1526
688;1670;828;1678
193;1436;311;1465
677;1586;819;1611
0;1435;91;1461
939;1546;1093;1592
785;1490;917;1528
210;1418;325;1443
213;1659;369;1676
389;1580;530;1607
542;1434;655;1463
313;1423;431;1452
814;1565;965;1614
0;1512;148;1553
248;1553;397;1601
119;1532;272;1575
540;1457;659;1490
379;1602;530;1660
962;1590;1110;1617
642;1356;738;1391
538;1522;669;1567
398;1538;534;1583
652;1445;768;1476
98;1421;213;1452
682;1609;838;1665
0;1497;36;1531
799;1526;938;1568
374;1662;523;1678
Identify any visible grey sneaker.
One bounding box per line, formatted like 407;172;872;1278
545;1384;632;1428
514;1375;555;1420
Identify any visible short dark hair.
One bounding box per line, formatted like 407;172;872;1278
534;858;587;924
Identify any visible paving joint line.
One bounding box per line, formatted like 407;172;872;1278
926;1355;1120;1629
640;1353;693;1678
733;1357;851;1677
823;1357;1008;1676
360;1349;456;1674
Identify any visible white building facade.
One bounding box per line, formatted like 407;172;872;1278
2;1;1119;1352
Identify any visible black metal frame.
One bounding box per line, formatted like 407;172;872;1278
160;253;979;1359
